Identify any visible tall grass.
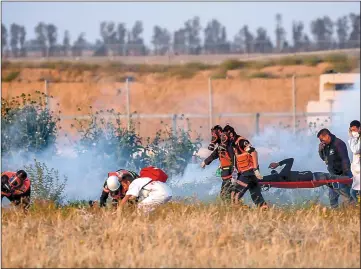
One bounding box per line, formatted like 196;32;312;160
1;202;359;268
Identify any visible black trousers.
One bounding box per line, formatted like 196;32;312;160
232;174;266;206
220;179;233;201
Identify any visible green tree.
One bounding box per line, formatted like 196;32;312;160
10;23;20;57
35;22;47;57
349;13;360;48
2;24;8;56
63;30;70;56
275;14;286;52
46;24;57;56
311;16;334;50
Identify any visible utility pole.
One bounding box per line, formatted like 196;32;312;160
126;78;130;130
292;74;296;134
208;77;213;130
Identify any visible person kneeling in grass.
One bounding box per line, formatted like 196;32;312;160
119;167;173;214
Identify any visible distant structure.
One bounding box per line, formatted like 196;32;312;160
307;72;360;129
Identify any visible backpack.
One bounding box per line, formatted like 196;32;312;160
140;166;168;183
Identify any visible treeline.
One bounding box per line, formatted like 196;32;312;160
1;13;360;58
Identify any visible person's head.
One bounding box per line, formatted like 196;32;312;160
208;125;223;151
223;124;237;141
317;128;333;145
9;170;27;188
119;175;134;193
350;120;360;138
1;174;9;185
106;175;121;192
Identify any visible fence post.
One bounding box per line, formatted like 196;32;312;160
255;113;260;135
172;114;178;136
292;74;296;133
126;78;130;131
44;79;50;110
208;77;213;130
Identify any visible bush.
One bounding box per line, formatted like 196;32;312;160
24;159;67;204
303;56;323;66
211;68;228;79
324;53;348;64
1;93;59;158
147;128;202;177
72;110;202;177
220;59;247;70
2;71;20;82
248;72;277;79
277;56;303;66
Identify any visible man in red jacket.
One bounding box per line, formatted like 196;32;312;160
1;170;31;210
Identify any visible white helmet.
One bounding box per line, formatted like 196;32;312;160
107;175;120;191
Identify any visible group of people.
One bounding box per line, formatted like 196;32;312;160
201;124;269;208
1;121;359;211
200;121;360;208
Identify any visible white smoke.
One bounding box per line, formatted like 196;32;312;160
2;76;360;207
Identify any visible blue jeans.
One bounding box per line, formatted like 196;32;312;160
350;189;360;202
328;182;353;208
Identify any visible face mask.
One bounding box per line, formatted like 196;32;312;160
352;131;360;138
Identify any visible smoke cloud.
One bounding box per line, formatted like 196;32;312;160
2;75;360;207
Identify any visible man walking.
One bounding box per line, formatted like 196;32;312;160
317;128;354;208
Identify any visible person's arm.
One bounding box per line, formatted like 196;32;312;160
119;195;137;206
318;143;326;161
99;189;109;207
12;179;30;196
348;138;361;155
336;140;352;177
202;149;219;167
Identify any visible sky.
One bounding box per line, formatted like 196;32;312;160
2;2;360;46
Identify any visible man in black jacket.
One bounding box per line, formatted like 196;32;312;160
317;128;353;208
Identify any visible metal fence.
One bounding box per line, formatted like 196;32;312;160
36;76;342;141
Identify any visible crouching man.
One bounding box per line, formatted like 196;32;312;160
119;166;172;214
1;170;31;211
98;169;139;208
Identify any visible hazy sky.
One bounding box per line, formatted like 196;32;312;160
2;2;359;46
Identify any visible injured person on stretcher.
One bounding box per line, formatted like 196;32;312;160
263;158;350;182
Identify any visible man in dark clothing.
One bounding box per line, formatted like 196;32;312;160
264;157;350;182
222;125;268;208
99;169;139;208
201;125;235;201
317;128;353;208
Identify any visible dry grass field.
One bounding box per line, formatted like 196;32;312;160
2;201;360;268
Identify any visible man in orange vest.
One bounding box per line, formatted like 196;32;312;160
1;170;31;210
222;125;268;208
201;125;235;201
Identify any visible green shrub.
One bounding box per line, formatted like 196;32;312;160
1;93;59;157
220;59;247;70
211;68;227;79
324;53;348;64
277;56;303;66
248;72;277;79
2;71;20;82
247;60;275;70
303;56;323;66
24;159;67;204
